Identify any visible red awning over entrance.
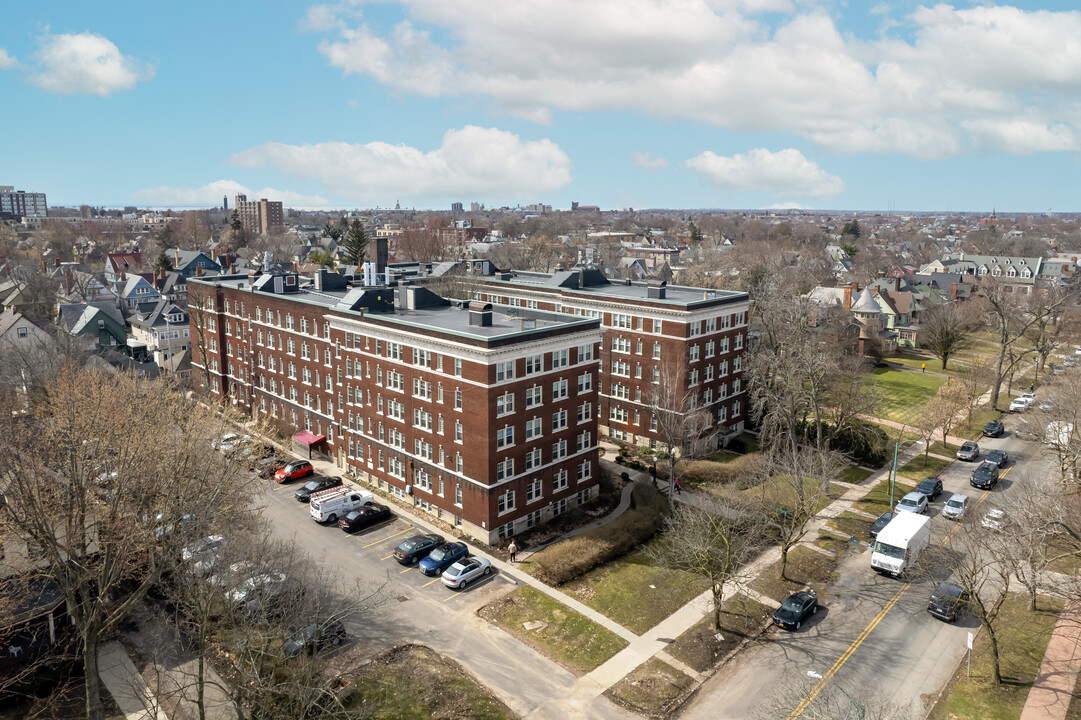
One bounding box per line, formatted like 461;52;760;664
292;431;326;446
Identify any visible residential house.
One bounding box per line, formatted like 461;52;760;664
153;269;189;303
118;274;161;311
167;249;221;280
921;253;1041;292
128;299;190;368
56;302;127;350
105;252;152;286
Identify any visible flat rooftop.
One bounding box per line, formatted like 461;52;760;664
202;275;598;343
491;270;748;308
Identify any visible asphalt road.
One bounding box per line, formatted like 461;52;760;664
256;473;637;720
680;424;1041;720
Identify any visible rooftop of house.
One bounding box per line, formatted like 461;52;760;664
199;274;599;344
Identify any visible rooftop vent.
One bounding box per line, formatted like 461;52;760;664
468;300;493;327
647;279;667;299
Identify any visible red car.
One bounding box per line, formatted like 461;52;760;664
275;460;313;483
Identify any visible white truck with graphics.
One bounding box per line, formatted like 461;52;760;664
871;512;930;577
309;486;374;523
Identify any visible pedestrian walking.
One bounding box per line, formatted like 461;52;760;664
674;477;682;495
1030;383;1035;393
921;363;926;373
508;540;518;563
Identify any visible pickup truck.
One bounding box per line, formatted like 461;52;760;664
309;486;374;523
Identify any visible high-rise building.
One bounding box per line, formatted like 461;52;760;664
234;194;284;236
450;202;463;212
0;186;48;220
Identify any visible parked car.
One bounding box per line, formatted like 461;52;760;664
915;477;943;501
275;460;314;483
982;508;1006;530
227;573;286;607
419;542;469;577
895;491;928;515
215;433;248;452
338;504;392;533
986;449;1009;468
983;420;1004;437
441;557;492;589
282;620;347;657
773;590;818;631
182;535;226;563
294;476;342;502
309;488;373;524
870;512;895;539
154;513;197;539
1009;396;1034;412
956;441;980;461
928;582;970;622
941;493;970;520
393;534;444;565
971;461;1000;490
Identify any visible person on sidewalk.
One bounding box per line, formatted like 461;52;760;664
508;540;518;563
673;477;682;495
921;362;926;373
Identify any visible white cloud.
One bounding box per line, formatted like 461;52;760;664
0;48;17;70
29;32;154;96
129;180;328;209
309;1;1081;158
686;148;845;198
632;151;669;169
229;126;572;203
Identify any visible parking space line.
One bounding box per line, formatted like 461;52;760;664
380;554;394;561
361;527;411;548
791;464;1013;716
421;577;442;588
351;520;399;539
399;566;416;574
444;575;496;600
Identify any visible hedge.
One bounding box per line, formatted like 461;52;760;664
528;484;668;586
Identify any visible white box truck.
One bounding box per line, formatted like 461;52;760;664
871;513;930;577
309;486;374;523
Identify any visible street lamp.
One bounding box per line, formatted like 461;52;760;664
806;671;865;720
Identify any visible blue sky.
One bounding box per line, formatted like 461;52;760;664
2;1;1080;212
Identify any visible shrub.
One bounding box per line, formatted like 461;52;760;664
680;453;765;487
620;472;630;482
529;484;668;586
826;423;889;467
629;460;643;470
639;447;655;456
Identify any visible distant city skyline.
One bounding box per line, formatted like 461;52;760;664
2;1;1079;212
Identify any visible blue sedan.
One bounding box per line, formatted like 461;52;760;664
418;542;468;576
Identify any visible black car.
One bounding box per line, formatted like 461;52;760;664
870;512;894;539
294;476;342;502
983;419;1004;438
393;533;444;565
915;477;943;501
282;620;347;657
986;449;1009;468
773;590;818;631
928;582;970;622
338;503;392;533
971;461;1000;490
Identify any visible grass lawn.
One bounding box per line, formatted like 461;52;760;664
897;454;952;480
709;450;742;463
931;594;1065;720
346;645;515;720
828;511;874;541
814;530;850;555
865;421;923;449
750;545;839;604
605;658;694;716
478;586;628;676
928;440;961;457
667;596;773;674
854;478;915;516
841;466;875;484
1045;534;1081;575
890;350;938;371
717;475;845;515
562;540;711;634
954;407;1003;438
869;367;946;423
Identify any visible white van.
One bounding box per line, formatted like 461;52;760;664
309;486;374;523
871;513;930;577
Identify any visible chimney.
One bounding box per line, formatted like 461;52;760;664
120;272;127;282
949;282;958;299
842;286;853;309
158;268;166;280
174;249;179;267
195;266;203;277
229;264;236;275
55;258;61;268
40;260;47;273
894;277;901;292
468;301;493;327
64;270;73;295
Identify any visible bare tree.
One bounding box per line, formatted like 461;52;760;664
753;675;914;720
954;350;996;423
0;367;251;720
649;360;714;501
186;282;217;394
920;302;973;370
647;500;766;630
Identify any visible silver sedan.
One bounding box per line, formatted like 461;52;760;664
441;557;492;589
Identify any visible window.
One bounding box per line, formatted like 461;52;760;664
413;408;432;430
525;417;543;440
552;379;568;400
706;317;717;333
497;426;514;449
735;333;743;350
577;372;592;394
525;448;542;470
526;479;543;502
551;439;567;460
496;458;514;481
611;359;630;377
454;388;463;410
496;361;515;382
525;354;543;375
610;406;629;423
496;392;515;416
734;356;742;372
577;460;592;481
455;484;463;505
552;409;568;431
578;343;593;362
498;491;516;514
552;349;568;368
653;342;661;359
612;313;632;328
413;378;432;399
386;342;403;360
455;357;463;377
689;345;700;362
689;369;699;386
612;337;631;353
387;370;404;391
705;364;714;381
720;359;729;376
455;420;463;442
689;320;701;337
456;454;463;473
733;400;742;417
413;348;431;367
552;469;568;492
577;402;592;423
576;431;591;452
526;385;543;408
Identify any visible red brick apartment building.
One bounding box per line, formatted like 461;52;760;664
189;270;602;544
453;265;751;448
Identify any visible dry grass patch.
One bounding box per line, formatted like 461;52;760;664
605;658;694;717
750;546;839;604
667;596;773;674
680;453;766;488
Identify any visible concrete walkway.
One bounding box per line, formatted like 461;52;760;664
97;641;168;720
516;478;637;563
1020;593;1081;720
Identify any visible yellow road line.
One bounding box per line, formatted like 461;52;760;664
789;464;1011;716
421;577;442;588
351;519;399;539
399;566;416;574
361;527;411;548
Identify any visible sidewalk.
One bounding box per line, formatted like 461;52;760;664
516;479;636;563
97;641;168;720
1020;593;1081;720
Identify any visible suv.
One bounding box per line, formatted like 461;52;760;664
915;477;943;501
970;461;1000;490
282;620;347;657
956;441;980;461
928;582;970;622
982;420;1004;437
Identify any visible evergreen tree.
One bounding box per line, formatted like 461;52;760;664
342;219;370;265
688;222;704;244
153;249;174;274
